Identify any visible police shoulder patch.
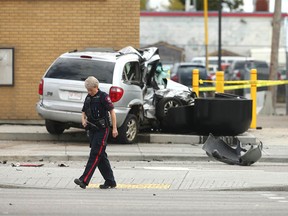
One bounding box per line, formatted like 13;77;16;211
105;95;112;103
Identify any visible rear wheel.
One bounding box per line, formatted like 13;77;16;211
117;114;138;144
45;120;66;135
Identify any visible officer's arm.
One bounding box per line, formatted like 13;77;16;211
82;112;87;128
109;109;118;138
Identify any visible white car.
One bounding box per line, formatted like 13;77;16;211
36;46;195;144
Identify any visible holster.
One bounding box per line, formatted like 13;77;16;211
95;118;107;129
87;117;108;130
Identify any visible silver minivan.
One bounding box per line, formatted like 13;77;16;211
36;47;194;144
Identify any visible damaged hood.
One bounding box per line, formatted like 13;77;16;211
118;46;160;64
155;79;194;105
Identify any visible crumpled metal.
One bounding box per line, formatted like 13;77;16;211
202;133;263;166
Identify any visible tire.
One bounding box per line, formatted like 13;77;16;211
117;114;138;144
156;97;182;120
45;119;66;135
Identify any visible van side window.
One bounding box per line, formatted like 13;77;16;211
122;62;140;83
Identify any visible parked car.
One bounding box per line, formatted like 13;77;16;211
36;46;195;144
191;56;253;66
225;60;269;96
278;68;287;80
277;68;287;102
170;63;213;96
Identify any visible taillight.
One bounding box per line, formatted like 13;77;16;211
38;79;44;95
109;86;124;102
171;75;179;82
236;71;241;78
234;70;241;79
278;72;281;80
207;74;213;81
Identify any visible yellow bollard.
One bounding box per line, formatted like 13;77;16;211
192;69;199;97
250;69;257;129
216;71;224;93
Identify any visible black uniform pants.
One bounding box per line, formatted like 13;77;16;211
79;127;115;185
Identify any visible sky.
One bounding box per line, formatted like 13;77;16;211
147;0;288;13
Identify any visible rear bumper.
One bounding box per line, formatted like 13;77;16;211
36;102;129;127
36;102;82;123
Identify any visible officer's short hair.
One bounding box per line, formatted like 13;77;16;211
85;76;99;89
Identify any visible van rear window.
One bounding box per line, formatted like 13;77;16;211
45;58;115;83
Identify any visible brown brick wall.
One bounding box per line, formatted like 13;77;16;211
0;0;140;119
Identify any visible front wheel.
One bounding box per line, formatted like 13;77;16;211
156;97;183;120
45;119;66;135
117;114;138;144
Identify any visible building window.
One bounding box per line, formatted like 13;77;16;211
0;48;14;86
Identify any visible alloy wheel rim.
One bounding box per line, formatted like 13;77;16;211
126;119;137;141
164;101;179;115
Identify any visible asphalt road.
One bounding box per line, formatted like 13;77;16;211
1;188;288;216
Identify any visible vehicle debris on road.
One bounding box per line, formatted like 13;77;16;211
202;133;263;166
11;163;44;167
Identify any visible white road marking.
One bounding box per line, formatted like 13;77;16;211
143;167;190;171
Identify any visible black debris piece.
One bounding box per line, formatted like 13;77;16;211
202;134;262;166
58;163;69;167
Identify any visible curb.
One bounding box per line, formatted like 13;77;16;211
1;154;287;164
0;131;257;145
2;128;285;163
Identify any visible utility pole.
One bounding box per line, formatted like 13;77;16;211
218;0;222;71
204;0;209;71
285;17;288;115
269;0;282;113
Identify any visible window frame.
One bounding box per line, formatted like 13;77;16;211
0;47;14;86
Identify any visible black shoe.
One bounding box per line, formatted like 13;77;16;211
74;178;86;189
99;181;117;189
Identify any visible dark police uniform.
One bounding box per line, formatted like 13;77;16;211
78;89;116;187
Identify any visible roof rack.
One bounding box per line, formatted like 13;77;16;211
68;49;78;53
83;47;115;52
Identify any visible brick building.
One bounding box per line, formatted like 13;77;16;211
0;0;139;120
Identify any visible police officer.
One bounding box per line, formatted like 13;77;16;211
74;76;118;189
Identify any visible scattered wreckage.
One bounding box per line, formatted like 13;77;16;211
149;60;262;166
202;134;263;166
36;45;263;163
159;91;263;166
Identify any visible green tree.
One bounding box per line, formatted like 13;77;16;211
196;0;244;11
140;0;147;10
168;0;244;11
223;0;244;11
168;0;185;11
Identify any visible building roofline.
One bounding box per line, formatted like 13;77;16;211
140;11;288;18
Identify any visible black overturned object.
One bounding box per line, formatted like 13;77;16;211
193;93;252;135
163;92;252;136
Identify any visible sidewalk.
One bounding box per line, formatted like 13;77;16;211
0;115;287;163
0;110;287;191
1;160;288;191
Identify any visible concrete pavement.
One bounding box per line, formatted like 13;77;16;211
0;115;287;163
0;106;287;191
0;160;288;191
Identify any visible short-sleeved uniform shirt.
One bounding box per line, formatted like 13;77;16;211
82;89;114;123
